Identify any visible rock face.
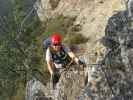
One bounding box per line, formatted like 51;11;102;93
28;0;133;100
35;0;123;37
26;8;133;99
35;0;124;59
77;9;133;100
26;78;53;100
26;65;87;100
53;68;86;100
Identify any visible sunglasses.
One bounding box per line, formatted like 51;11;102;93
52;43;61;46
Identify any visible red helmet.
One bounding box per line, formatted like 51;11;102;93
50;33;61;44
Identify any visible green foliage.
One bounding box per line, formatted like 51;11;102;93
63;33;89;46
0;0;46;100
43;15;88;46
43;15;76;38
0;1;88;99
0;29;24;100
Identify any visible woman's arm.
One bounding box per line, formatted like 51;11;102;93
47;60;54;75
67;51;79;64
46;48;54;75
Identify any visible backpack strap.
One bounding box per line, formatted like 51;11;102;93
49;45;72;65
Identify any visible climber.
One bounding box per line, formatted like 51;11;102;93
44;32;85;89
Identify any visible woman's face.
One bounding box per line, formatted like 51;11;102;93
51;43;61;51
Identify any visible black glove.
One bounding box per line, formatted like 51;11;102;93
78;60;84;65
78;60;86;68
